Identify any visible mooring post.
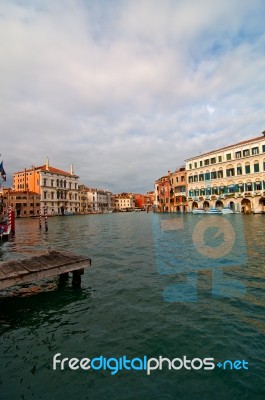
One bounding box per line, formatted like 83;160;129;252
58;272;69;288
39;209;42;229
8;206;15;234
72;270;81;288
44;206;48;232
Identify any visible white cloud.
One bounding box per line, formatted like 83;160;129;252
0;0;265;192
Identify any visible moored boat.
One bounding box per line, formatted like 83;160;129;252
192;208;205;214
205;208;222;214
222;207;234;214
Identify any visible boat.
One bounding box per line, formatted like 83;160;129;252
192;208;205;214
0;218;11;240
0;160;15;240
222;207;234;214
205;208;222;214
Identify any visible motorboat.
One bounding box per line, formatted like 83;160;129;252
192;208;205;214
222;207;234;214
205;208;222;214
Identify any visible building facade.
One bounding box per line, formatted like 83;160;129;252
113;193;135;211
185;134;265;213
154;168;187;212
134;192;154;210
13;159;79;215
78;185;112;213
0;188;40;218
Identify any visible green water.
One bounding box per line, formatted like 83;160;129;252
0;213;264;399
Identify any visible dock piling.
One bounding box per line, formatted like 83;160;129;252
44;206;48;232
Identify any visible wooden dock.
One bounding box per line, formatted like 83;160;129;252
0;249;92;290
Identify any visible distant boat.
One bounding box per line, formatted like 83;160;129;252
192;208;205;214
222;207;234;214
205;208;222;214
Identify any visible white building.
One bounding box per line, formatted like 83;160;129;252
13;159;79;215
78;186;112;213
185;133;265;213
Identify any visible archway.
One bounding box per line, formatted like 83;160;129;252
229;201;235;211
241;198;251;214
192;201;198;210
215;200;223;210
259;197;265;212
203;201;210;210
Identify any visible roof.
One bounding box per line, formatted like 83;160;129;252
14;165;78;178
185;135;265;161
37;165;74;177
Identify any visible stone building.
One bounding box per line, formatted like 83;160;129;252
185;134;265;213
13;159;79;215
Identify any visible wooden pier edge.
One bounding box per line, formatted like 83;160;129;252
0;249;92;291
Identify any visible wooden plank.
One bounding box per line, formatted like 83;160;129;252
0;262;19;278
0;259;90;290
18;258;52;273
0;249;92;291
0;267;7;280
32;253;80;269
5;260;29;276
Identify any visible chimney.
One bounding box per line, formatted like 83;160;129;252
45;157;49;171
262;130;265;137
70;163;74;175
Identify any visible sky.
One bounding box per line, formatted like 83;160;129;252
0;0;265;193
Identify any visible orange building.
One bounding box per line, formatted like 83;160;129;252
134;192;154;209
13;159;79;215
0;188;40;217
154;168;187;212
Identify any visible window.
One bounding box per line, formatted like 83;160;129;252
189;163;192;169
245;165;251;174
226;153;231;161
181;176;185;182
194;175;198;182
262;145;265;153
211;171;217;179
226;168;235;177
217;170;223;178
176;177;179;182
205;172;210;180
254;163;260;172
255;182;261;190
199;174;204;181
252;147;259;155
43;178;47;186
211;157;216;164
188;176;193;183
200;161;203;167
235;151;241;159
243;149;250;157
212;187;218;194
237;166;242;175
263;162;265;171
204;159;209;166
194;162;197;168
218;156;222;162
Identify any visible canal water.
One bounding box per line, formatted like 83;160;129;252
0;213;264;400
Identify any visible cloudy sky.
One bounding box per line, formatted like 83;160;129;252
0;0;265;193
